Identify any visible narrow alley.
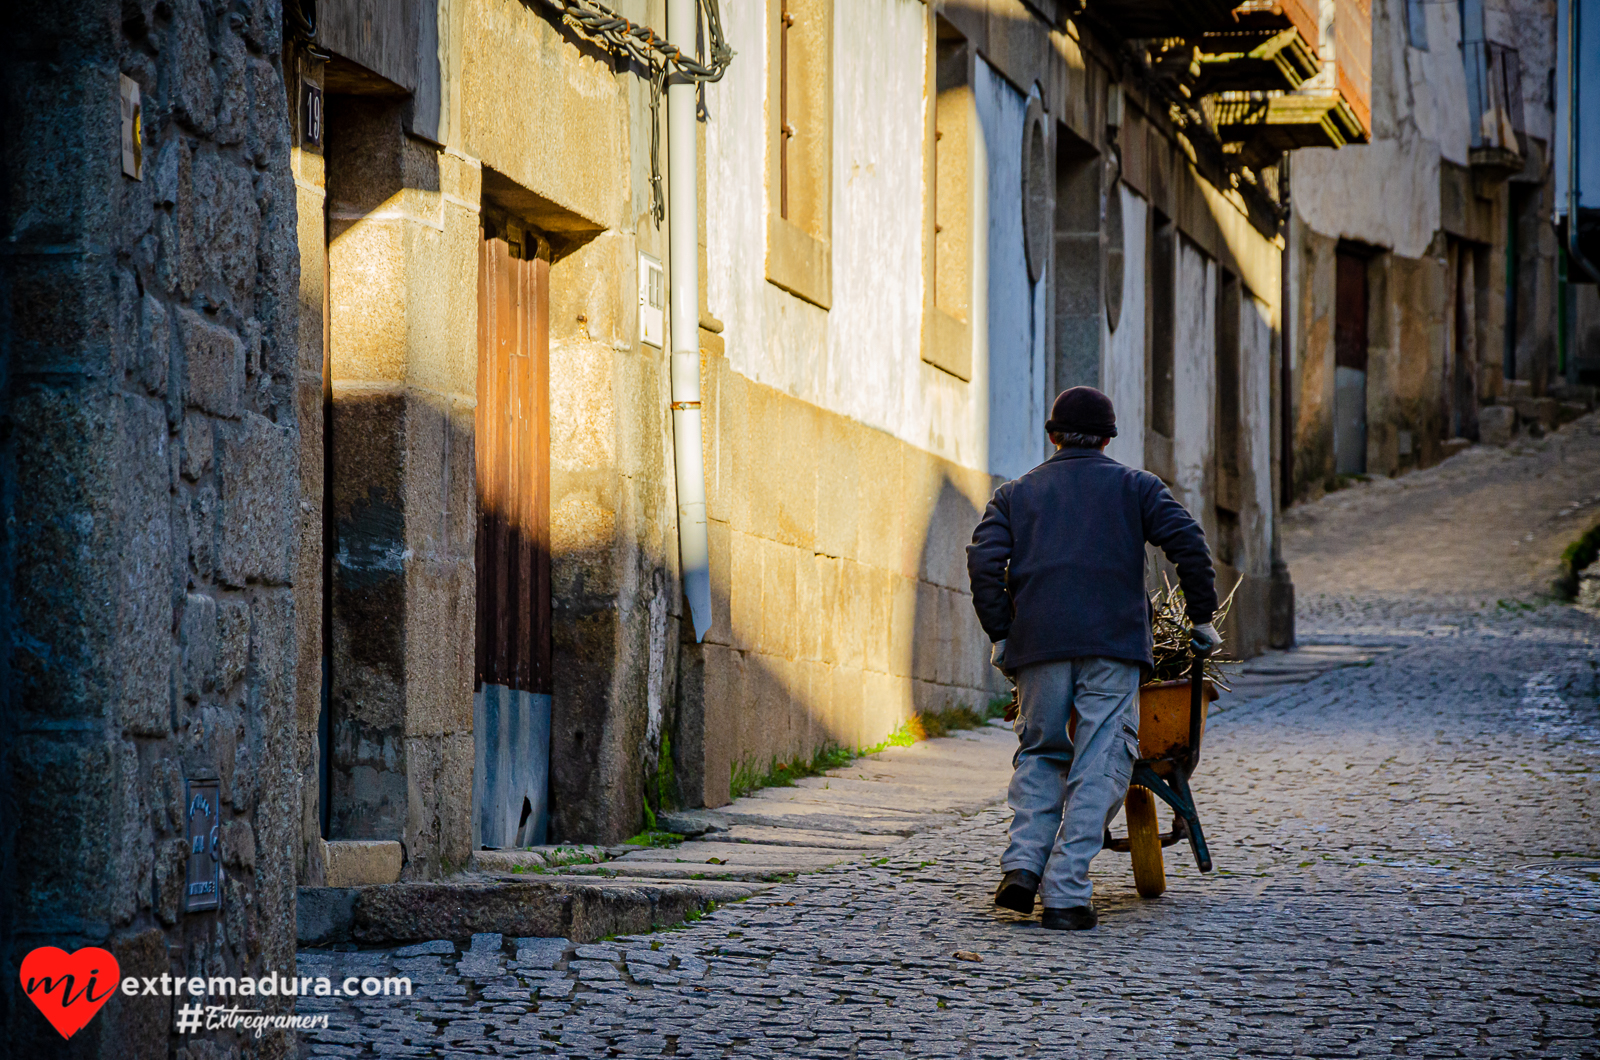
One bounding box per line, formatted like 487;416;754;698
295;421;1600;1057
7;1;1600;1057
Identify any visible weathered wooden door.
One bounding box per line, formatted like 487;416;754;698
1334;247;1368;475
473;228;552;849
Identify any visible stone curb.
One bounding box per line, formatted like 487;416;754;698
297;874;769;947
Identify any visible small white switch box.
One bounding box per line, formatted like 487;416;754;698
639;253;664;348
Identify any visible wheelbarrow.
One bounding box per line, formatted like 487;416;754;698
1104;652;1217;898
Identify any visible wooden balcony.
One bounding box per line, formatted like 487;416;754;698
1194;27;1320;93
1230;0;1318;53
1084;0;1242;41
1464;39;1526;180
1210;91;1366;168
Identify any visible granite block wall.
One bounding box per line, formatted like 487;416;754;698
0;1;300;1055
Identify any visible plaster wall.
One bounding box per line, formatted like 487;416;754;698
706;0;961;462
977;58;1052;480
1173;237;1218;531
706;1;1053;482
684;347;1008;807
1241;292;1276;579
1506;0;1556;146
1102;184;1150;470
1293;140;1441;259
1291;0;1472;258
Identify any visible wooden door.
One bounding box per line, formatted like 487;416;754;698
1333;247;1368;475
475;231;551;696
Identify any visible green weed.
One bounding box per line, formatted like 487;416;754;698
1557;519;1600;598
623;829;686;848
728;705;993;801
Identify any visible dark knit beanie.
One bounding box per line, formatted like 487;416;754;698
1045;386;1117;438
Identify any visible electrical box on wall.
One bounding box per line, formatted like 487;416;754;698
639;253;664;348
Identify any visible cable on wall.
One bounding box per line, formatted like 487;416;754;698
535;0;734;225
539;0;734;84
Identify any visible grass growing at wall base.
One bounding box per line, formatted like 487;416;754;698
728;704;997;801
1556;518;1600;598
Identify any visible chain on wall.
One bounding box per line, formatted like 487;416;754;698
538;0;735;226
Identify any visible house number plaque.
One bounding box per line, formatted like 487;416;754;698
183;779;221;913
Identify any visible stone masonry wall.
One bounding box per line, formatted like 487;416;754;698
675;344;1009;809
0;1;300;1056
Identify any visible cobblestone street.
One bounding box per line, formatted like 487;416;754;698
299;430;1600;1058
299;607;1600;1057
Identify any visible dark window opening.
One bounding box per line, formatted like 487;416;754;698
1149;210;1176;439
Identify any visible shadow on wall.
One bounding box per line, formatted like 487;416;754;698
320;92;478;877
320;392;477;876
668;376;1007;817
911;477;1000;717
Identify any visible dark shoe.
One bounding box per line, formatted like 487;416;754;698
1041;905;1098;931
994;869;1040;913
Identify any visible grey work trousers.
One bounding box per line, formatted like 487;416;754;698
1000;656;1141;908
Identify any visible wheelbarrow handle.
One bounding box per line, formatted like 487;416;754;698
1187;650;1205;771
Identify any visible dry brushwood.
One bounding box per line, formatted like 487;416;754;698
996;577;1237;716
1148;573;1238;687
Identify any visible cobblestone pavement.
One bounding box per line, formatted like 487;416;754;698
298;601;1600;1057
1283;411;1600;627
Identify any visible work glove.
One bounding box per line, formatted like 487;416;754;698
1190;622;1222;656
989;639;1009;672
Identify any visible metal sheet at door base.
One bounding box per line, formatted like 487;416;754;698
1334;365;1368;475
472;684;551;849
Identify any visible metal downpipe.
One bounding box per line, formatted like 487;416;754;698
668;0;712;642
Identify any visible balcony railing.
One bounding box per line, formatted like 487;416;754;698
1463;39;1525;168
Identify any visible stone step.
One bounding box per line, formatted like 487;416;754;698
555;840;862;880
663;806;930;836
560;862;822;882
696;824;899;850
297;874;768;948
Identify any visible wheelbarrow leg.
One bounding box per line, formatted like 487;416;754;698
1168;768;1212;873
1129;762;1214;873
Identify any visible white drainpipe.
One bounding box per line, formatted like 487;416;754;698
667;0;713;642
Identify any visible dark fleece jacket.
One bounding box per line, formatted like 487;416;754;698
966;447;1217;671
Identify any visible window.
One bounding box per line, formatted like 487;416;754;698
1148;210;1176;441
1054;125;1102;391
1404;0;1428;49
1143;208;1177;482
767;0;832;308
922;16;973;379
1215;269;1242;514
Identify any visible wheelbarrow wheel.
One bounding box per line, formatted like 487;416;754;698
1125;785;1167;899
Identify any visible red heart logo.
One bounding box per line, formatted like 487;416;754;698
19;947;121;1040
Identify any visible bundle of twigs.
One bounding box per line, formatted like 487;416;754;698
1148;573;1238;688
998;576;1239;720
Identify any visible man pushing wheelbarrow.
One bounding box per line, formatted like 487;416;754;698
967;386;1220;931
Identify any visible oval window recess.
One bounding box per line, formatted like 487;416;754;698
1104;175;1125;332
1022;97;1049;285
